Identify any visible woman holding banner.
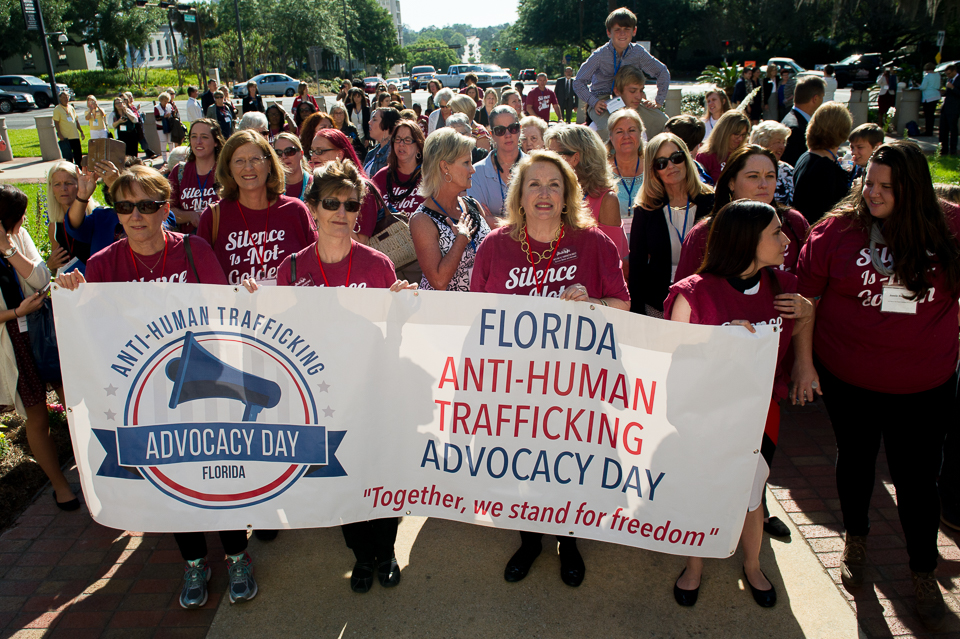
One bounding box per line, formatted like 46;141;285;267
53;166;263;610
307;128;380;244
665;199;814;608
471;150;629;587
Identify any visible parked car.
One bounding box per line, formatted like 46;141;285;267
0;91;34;113
231;73;300;98
435;64;493;89
823;53;883;89
935;60;959;74
480;64;512;87
397;77;410;91
364;76;385;93
518;69;537;81
761;58;823;80
410;65;436;91
0;75;72;109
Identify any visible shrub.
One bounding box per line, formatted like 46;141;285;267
39;69;185;98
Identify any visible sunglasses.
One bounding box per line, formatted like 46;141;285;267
492;123;521;136
275;146;300;158
320;198;361;213
115;200;167;215
653;151;686;171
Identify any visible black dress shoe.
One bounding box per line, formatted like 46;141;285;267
254;529;278;542
377;557;401;587
744;568;777;607
673;568;700;606
350;560;376;593
504;545;541;582
559;547;585;587
54;493;80;512
763;516;791;538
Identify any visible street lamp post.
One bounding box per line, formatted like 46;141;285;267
37;10;64;105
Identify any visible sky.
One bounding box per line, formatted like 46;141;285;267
401;0;518;31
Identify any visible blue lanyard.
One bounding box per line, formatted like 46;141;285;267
299;171;309;202
667;198;691;244
431;197;475;250
612;45;626;77
614;155;640;205
492;152;511;207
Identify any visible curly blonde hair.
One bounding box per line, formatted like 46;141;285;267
543;124;616;197
502;150;595;242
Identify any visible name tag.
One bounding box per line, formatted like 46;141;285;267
120;125;128;131
17;315;28;332
880;284;918;314
66;116;74;123
606;96;626;113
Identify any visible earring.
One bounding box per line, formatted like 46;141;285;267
519;206;525;216
443;172;452;183
562;205;567;212
417;152;423;160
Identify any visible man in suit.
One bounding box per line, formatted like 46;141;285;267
555;67;578;123
780;75;825;166
940;64;960;156
200;78;219;115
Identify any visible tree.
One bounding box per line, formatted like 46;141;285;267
63;0;164;69
346;0;404;72
0;0;69;71
514;0;606;52
405;37;459;71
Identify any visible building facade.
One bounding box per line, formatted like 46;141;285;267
124;25;186;70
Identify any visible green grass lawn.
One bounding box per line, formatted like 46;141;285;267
929;154;959;184
11;181;107;261
6;127;100;159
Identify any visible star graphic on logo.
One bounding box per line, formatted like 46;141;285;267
317;381;330;393
322;406;335;418
104;384;118;396
105;409;117;421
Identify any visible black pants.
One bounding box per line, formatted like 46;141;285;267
341;517;399;563
923;100;939;136
818;361;954;573
560;106;575;123
58;138;82;165
940;107;959;155
174;530;248;562
518;530;579;554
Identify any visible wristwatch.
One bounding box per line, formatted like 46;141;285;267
2;245;17;258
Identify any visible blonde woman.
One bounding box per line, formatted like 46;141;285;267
544;123;626;259
606;108;645;229
84;96;108;140
45;161;96;272
448;94;490;150
519;115;547;153
274;132;312;202
750;120;795;205
153;92;174;162
696;110;750;184
702;87;732;141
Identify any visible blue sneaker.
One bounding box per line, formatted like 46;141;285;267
179;558;211;609
227;552;258;604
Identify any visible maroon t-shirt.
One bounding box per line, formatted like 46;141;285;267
169;161;219;234
196;195;318;285
371;167;425;216
471;225;630;301
276;240;396;288
525;87;558;121
85;232;227;284
664;269;797;403
283;171;311;201
796;212;960;394
675;208;810;284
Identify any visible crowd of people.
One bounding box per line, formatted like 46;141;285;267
2;5;958;630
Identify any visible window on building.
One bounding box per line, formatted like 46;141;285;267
158;39;164;57
148;43;154;58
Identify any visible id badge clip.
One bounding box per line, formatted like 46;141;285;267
880;284;918;314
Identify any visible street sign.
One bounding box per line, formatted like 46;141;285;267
937;30;946;47
184;13;195;22
308;46;322;72
565;54;571;62
20;0;39;31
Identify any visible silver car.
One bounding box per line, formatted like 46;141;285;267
0;75;72;109
233;73;300;98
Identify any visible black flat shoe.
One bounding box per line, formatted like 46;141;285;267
54;493;80;512
559;548;585;587
504;545;541;582
253;529;278;541
744;568;776;607
377;557;401;587
763;516;791;538
673;568;700;606
350;560;375;593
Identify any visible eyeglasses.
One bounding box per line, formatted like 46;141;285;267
309;148;338;159
394;136;415;146
115;200;167;215
554;149;576;157
320;198;362;213
275;146;300;158
492;123;521;136
231;156;269;169
653;151;686;171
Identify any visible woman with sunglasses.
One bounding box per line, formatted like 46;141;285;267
168;118;226;234
205;92;234;138
628;132;714;317
196;130;317;285
308;129;379;244
112;97;139;157
427;88;455;135
54;167;264;612
471;151;629;588
294;101;318;134
466;105;524;223
666;200;813;609
274;132;312;203
371;121;425;217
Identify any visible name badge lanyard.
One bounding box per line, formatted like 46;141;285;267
492;152;511;208
299;171;309;202
317;240;353;287
431;197;476;251
237;201;272;267
614;155;641;206
196;168;212;208
667;198;691;244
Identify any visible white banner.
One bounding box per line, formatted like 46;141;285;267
54;284;779;558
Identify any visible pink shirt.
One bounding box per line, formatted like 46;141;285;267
695;151;723;184
796;212;960;394
85;232;227;284
471;225;630;301
372;168;425;217
525;87;558;121
585;190;628;259
196;195;318;285
277;240;396;288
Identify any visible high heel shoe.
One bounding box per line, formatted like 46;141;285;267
673;568;700;606
743;567;776;607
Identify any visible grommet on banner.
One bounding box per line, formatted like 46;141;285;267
773;325;779;333
406;510;411;515
753;449;759;454
589;305;596;310
247;524;252;529
233;287;240;293
52;285;58;291
67;407;72;413
413;291;419;296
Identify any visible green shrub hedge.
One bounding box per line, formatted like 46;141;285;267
39;68;188;98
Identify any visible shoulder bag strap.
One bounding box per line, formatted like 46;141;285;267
184;235;200;282
291;254;297;282
212;202;220;247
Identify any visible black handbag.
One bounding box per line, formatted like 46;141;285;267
27;297;61;383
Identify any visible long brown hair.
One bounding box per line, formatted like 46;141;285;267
698;199;782;294
702;110;749;161
186;118;226;164
711;145;779;214
823;141;960;299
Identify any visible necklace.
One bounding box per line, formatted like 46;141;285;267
128;232;168;279
316;240;353;287
665;198;691;243
521;224;564;294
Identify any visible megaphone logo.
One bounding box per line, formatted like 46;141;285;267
166;332;281;422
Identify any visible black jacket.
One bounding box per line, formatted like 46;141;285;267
241;95;264;113
201;90;216;115
347;103;371;140
555;77;578;109
943;74;960;114
793;151;850;224
628;191;716;315
780;108;809;167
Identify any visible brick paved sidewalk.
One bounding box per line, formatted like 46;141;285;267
771;402;960;638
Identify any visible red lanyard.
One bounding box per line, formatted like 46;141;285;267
525;226;564;295
236;201;272;266
317;241;354;287
128;232;168;280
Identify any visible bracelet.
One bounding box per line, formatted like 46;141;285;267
600;298;608;307
13;308;18;318
76;197;89;203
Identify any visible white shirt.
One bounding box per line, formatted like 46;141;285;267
664;202;697;281
185;97;203;122
822;76;838;102
703;116;719;141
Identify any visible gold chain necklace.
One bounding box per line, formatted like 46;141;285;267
520;223;563;265
133;252;163;272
